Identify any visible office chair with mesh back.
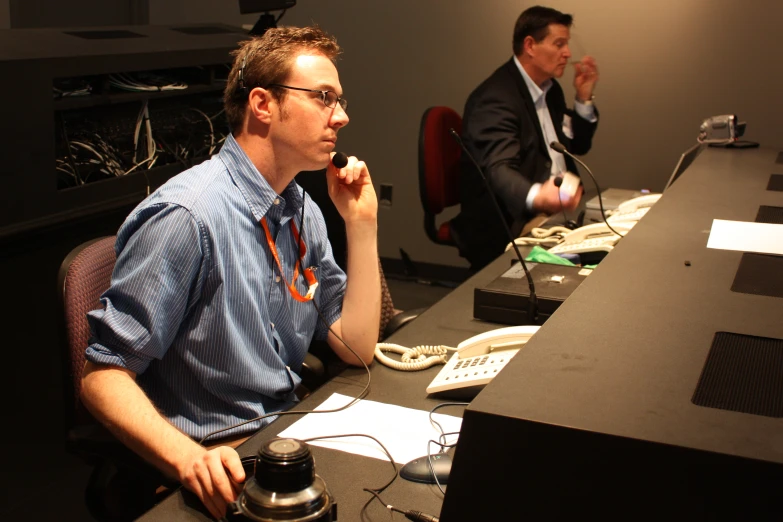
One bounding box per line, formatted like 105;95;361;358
293;257;420;395
418;106;463;247
59;236;168;522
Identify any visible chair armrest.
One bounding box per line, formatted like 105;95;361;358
67;423;132;462
383;307;427;340
302;352;326;382
67;423;170;484
298;351;330;396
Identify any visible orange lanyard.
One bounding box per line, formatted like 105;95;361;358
260;217;318;302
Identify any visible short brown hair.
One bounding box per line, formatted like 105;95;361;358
224;26;341;132
512;6;573;55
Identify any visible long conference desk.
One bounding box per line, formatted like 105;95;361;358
140;146;783;521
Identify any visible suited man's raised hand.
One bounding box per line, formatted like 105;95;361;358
533;177;583;214
574;55;599;102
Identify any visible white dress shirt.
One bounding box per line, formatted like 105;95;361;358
513;56;595;211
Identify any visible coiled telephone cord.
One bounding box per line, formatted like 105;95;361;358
374;343;456;371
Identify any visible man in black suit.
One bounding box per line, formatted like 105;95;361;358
451;5;599;270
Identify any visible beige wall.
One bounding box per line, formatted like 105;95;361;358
0;0;9;28
150;0;783;267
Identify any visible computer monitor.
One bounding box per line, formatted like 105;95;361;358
664;143;702;191
238;0;295;13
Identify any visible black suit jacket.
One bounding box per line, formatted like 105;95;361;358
451;58;598;269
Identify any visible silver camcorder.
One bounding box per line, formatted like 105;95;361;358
698;114;746;144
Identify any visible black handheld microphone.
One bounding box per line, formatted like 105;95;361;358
549;142;625;238
331;152;348;169
450;129;538;324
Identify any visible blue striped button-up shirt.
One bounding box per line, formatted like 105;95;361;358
85;134;347;441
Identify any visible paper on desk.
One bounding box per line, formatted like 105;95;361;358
277;393;461;464
707;219;783;255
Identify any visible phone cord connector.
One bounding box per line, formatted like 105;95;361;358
404;510;440;522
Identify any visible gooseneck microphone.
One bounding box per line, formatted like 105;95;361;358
331;151;348;169
549;141;625;239
450;129;538;324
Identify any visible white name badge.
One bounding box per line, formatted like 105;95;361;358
562;114;574;139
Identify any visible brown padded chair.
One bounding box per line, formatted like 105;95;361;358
289;257;418;392
293;168;418;342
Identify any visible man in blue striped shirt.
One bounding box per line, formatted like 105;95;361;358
80;26;380;519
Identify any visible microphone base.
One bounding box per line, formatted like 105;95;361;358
474;262;589;326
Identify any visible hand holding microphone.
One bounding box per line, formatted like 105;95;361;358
533;176;583;214
326;151;378;222
550;141;625;239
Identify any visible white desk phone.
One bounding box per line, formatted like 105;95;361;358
509;193;661;255
547;220;636;256
372;194;661;394
606;193;662;224
374;325;541;396
546;193;662;256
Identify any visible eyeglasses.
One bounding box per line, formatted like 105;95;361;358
266;84;348;111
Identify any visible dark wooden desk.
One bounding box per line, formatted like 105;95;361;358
137;253;514;521
441;146;783;520
141;145;783;520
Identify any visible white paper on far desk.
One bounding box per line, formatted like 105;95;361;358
277;393;461;464
707;219;783;255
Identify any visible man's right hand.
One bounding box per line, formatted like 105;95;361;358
81;362;248;520
177;445;246;520
533;177;583;214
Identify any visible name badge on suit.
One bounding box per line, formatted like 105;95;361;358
562;114;574;139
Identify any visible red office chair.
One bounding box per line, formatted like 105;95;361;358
418;106;462;246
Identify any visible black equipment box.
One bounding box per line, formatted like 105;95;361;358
474;262;590;325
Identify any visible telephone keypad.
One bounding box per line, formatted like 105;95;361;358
434;350;524;389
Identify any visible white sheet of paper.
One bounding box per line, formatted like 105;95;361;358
707;219;783;255
277;393;462;464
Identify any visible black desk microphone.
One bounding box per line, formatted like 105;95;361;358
450;129;539;324
549;141;624;238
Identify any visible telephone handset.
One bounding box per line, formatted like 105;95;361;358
547;221;636;256
616;193;661;212
607;193;662;223
425;325;540;396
